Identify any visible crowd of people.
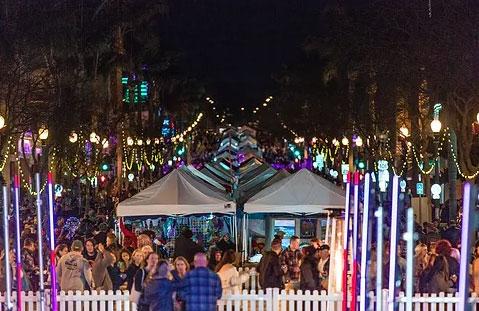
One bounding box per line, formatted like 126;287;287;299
257;235;331;292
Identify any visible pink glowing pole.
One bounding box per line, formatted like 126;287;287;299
342;172;351;311
47;172;57;311
350;171;360;311
13;176;22;310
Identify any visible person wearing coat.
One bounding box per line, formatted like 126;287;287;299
216;250;248;293
173;228;203;264
300;246;320;292
144;260;175;311
92;242;114;290
257;239;284;289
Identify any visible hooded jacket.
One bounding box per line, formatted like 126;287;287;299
56;252;92;291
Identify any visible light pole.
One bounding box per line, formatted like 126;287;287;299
430;119;442;219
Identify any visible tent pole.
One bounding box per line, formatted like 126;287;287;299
325;211;331;244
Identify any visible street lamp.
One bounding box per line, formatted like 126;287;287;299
430;119;442;218
342;137;349;146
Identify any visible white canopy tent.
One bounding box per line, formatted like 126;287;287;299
244;168;345;214
117;169;236;217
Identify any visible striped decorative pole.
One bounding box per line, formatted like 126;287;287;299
13;175;22;310
47;172;57;311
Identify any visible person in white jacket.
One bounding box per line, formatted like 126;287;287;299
216;250;249;293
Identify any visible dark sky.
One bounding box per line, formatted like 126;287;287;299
162;0;323;109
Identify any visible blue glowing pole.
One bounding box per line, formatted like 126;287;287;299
405;205;414;311
388;176;399;311
458;183;476;311
376;178;384;311
351;172;360;311
47;173;58;311
359;173;371;311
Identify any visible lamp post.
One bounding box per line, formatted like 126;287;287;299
430;119;442;219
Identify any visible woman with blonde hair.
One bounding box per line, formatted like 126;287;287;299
171;256;189;311
126;249;144;291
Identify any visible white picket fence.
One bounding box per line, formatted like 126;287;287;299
0;289;479;311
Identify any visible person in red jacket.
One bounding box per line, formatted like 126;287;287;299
119;218;138;250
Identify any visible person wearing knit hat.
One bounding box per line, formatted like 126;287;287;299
56;240;93;291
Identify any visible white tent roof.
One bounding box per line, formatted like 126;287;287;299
117;169;236;216
244;169;345;214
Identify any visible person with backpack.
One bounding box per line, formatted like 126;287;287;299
257;239;284;289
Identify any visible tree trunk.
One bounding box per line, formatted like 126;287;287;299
113;25;124;197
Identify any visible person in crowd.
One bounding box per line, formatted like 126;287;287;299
92;241;114;290
382;241;406;290
435;239;459;290
310;238;321;250
414;243;429;292
216;249;248;293
126;249;144;291
178;252;222;311
258;239;284;289
56;240;93;291
138;234;153;249
107;252;127;291
419;253;451;293
174;228;203;264
135;252;160;311
441;221;461;248
281;236;302;290
141;245;154;256
55;244;69;264
208;249;222;271
106;233;121;255
172;256;190;311
318;244;330;290
144;260;176;311
300;246;320;291
22;238;39;291
119;217;138;251
83;239;98;265
472;240;479;294
118;249;132;273
216;234;236;253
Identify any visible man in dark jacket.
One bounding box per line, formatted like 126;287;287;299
258;239;284;289
300;246;320;291
174;228;203;264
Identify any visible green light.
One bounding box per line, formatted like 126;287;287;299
294;150;301;157
121;77;128;85
101;163;109;171
358;160;365;170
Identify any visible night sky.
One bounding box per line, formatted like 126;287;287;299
162;0;323;110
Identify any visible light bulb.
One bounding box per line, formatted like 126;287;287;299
39;128;49;140
126;136;134;146
430;119;442;133
0;115;5;129
356;136;363;147
341;137;349;146
69;132;78;143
